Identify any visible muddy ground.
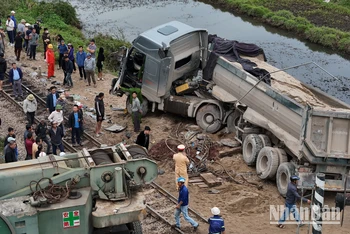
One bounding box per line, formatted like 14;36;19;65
1;44;350;233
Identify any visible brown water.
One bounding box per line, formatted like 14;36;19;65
68;0;350;104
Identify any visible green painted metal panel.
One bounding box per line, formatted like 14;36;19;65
0;216;13;234
38;188;92;234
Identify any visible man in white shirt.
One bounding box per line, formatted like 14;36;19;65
6;16;14;46
48;104;64;132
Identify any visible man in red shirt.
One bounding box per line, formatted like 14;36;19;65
25;132;35;160
46;44;55;79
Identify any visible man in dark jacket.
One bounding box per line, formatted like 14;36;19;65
49;121;64;155
14;32;23;61
277;175;311;228
9;63;23;100
68;105;83;146
61;51;69;85
42;28;50;60
5;140;17;163
0;52;7;91
46;86;59;113
95;92;105;137
64;55;74;87
35;119;52;154
136;126;151;149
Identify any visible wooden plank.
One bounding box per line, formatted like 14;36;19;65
197;183;209;188
200;173;222;187
189;179;204;183
193;182;205;185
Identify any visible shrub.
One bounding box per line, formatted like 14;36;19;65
284;19;298;31
319;34;339;49
338;37;350;52
305;27;324;43
240;4;254;13
274;10;295;20
269;15;288;27
247;6;270;17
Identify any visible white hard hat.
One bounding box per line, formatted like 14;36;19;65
39;152;47;157
177;144;185;150
211;207;220;215
11;11;15;14
59;152;66;156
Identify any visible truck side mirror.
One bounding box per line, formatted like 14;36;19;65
158;49;166;59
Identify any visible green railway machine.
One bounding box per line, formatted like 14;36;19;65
0;144;157;234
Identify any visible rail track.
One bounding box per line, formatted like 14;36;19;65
143;182;208;234
0;74;101;153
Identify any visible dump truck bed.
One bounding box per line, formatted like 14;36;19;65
212;55;350;160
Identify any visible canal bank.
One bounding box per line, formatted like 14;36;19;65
69;0;350;104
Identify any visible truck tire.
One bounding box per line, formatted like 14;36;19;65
256;147;279;179
131;221;143;234
258;134;271;147
126;96;149;117
274;148;288;164
196;104;222;133
226;110;241;133
242;134;263;166
276;162;295;197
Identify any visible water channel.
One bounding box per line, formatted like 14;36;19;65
68;0;350;104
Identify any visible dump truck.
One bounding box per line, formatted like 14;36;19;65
0;144;157;234
110;21;350;196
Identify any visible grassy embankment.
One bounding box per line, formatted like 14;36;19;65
201;0;350;54
1;0;130;70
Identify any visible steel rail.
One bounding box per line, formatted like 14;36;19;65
145;204;184;234
150;182;208;224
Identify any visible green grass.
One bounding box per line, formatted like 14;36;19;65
200;0;350;54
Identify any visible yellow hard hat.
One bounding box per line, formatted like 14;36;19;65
48;44;53;49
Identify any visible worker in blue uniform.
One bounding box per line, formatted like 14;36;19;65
208;207;225;234
277;175;311;229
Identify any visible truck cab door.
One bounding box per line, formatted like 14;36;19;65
141;56;161;102
157;57;171;97
114;47;129;91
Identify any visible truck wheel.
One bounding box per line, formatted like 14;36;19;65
258;134;271;147
126;96;149;117
276;162;295;197
274;148;288;164
242;134;263;166
131;221;143;234
227;110;241;133
256;147;279;179
196;104;222;133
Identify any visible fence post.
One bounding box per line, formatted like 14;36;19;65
312;173;325;234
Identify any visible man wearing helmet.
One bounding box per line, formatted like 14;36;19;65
174;177;199;231
173;144;190;189
208;207;225;234
46;44;55;79
276;175;311;229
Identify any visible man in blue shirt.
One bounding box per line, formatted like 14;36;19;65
277;175;311;229
9;63;23;100
208;207;225;234
68;105;83;146
10;11;17;35
174;177;199;230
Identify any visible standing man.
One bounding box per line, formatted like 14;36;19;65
84;53;96;87
0;27;6;55
87;39;96;58
95;92;105;137
6;16;14;46
25;25;32;55
67;43;76;72
29;28;39;60
0;52;6;91
76;45;86;81
277;175;311;229
32;137;42;159
174;177;199;230
5;140;17;163
57;40;68;70
42;28;50;61
17;19;25;36
24;124;33;143
49;122;65;156
64;55;74;87
136;126;151;149
10;11;17;36
9;63;23;100
208;207;225;234
23;94;37;125
131;91;142;132
35;119;52;154
25;132;35;160
14;31;23;61
68;105;83;146
46;86;59;113
48;104;64;132
173;144;190;189
46;44;55;79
